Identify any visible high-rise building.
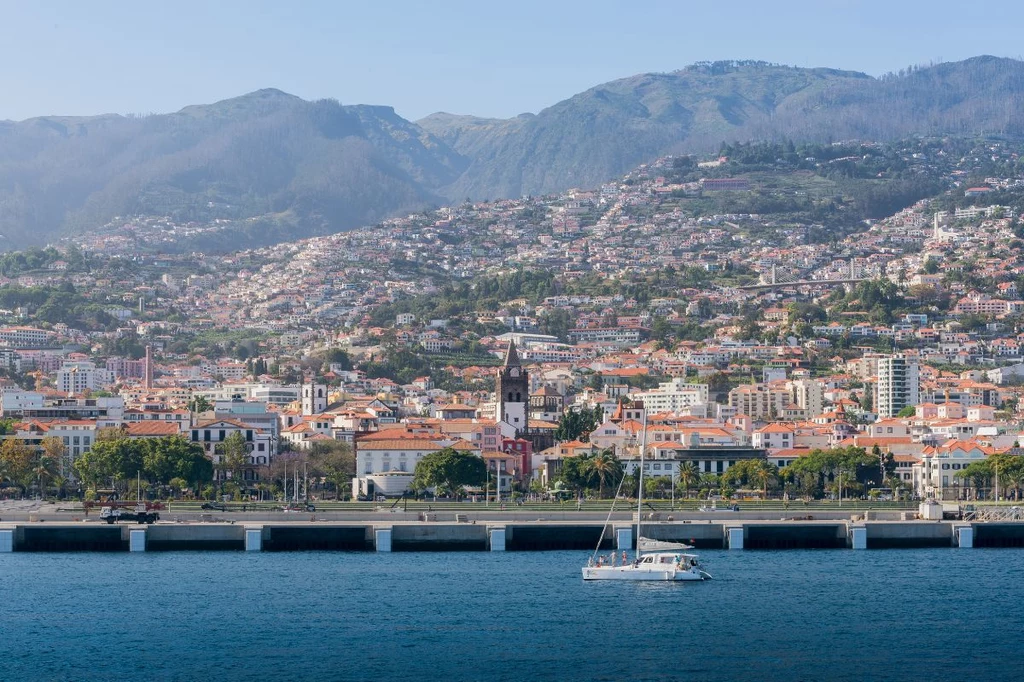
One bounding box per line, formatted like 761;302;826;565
875;353;920;418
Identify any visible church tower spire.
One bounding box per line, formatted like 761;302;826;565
503;339;521;368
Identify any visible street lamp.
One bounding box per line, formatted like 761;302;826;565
671;461;676;511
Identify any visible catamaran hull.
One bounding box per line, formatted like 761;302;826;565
581;567;710;581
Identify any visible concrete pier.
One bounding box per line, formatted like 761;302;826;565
616;526;633;550
0;519;1023;552
489;527;506;552
0;528;13;552
375;528;392;552
850;526;867;550
727;527;744;550
245;527;263;552
129;528;146;552
956;525;974;548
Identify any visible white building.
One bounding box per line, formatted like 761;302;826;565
637;379;709;414
0;326;56;348
56;362;115;394
876;354;920;419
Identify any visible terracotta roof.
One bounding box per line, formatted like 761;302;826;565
126;422;181;437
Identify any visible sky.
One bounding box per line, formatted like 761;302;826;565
1;0;1023;122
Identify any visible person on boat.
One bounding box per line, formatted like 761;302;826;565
621;551;628;565
596;556;604;567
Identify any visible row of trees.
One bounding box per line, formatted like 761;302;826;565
955;454;1024;500
0;436;69;498
73;434;214;495
1;430;359;502
553;447;893;501
402;445;894;502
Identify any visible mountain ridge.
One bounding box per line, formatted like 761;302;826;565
1;56;1023;249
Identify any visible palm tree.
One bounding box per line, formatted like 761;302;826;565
677;462;700;499
886;475;905;501
750;460;779;499
51;474;68;500
33;454;56;499
588;450;623;499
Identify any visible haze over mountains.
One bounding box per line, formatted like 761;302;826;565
2;56;1023;249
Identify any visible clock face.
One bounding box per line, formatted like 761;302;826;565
509;368;519;377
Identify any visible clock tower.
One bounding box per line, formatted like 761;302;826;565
498;340;528;435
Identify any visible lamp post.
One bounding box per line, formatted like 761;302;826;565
671;461;676;511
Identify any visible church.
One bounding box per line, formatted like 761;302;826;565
497;340;529;435
497;340;555;452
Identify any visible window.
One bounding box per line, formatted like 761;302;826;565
219;430;226;441
653;463;662;470
257;443;265;452
942;463;950;470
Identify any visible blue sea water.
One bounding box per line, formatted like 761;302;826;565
1;548;1021;682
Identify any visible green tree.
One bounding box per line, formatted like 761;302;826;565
588;449;623;499
74;437;145;492
310;440;355;500
677;461;701;498
217;432;250;483
956;461;993;500
750;460;779;498
554;405;603;442
0;438;35;497
188;395;213;413
559;454;595;495
412;448;486;498
896;406;916;418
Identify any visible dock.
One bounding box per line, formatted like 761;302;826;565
2;509;1023;551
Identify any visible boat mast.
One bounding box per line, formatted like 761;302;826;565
636;408;647;556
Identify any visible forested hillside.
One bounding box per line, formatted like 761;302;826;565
2;57;1024;249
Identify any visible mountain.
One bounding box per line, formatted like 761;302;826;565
421;57;1024;200
2;57;1024;250
0;89;456;247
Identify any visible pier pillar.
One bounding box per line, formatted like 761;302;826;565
727;527;744;550
616;526;633;550
850;526;867;550
489;527;506;552
245;528;262;552
955;525;974;549
0;529;13;552
129;529;146;552
375;528;393;552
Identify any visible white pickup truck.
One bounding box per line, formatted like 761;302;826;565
99;504;160;524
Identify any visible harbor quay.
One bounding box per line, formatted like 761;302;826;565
2;510;1024;552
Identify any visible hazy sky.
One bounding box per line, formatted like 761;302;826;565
2;0;1022;122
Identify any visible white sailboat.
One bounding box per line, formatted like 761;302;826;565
582;410;712;582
